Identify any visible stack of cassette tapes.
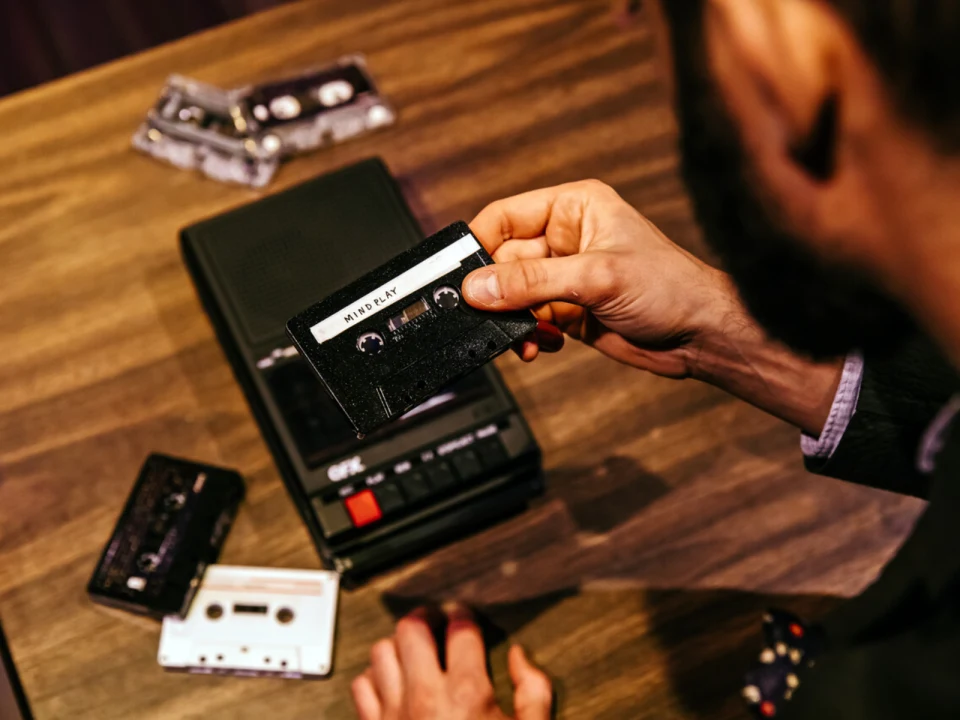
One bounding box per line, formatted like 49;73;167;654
132;54;395;188
88;454;340;679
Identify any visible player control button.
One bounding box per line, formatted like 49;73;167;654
400;471;431;501
344;490;382;527
451;450;483;481
424;461;456;490
433;285;460;310
357;331;385;355
312;496;352;537
373;483;405;514
475;438;508;470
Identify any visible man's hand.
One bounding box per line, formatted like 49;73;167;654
351;606;552;720
463;179;742;378
463;180;845;437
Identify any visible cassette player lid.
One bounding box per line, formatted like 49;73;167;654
286;221;535;435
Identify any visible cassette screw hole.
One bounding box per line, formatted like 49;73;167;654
468;349;477;359
265;657;271;664
487;340;497;351
281;661;288;668
277;608;295;624
199;656;207;663
417;380;426;390
206;603;224;620
241;647;249;653
216;655;223;661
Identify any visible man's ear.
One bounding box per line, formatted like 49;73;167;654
705;0;844;179
703;0;894;264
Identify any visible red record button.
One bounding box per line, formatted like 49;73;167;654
344;490;383;527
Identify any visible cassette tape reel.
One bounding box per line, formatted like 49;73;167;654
158;565;339;679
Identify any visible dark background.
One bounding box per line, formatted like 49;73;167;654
0;0;291;98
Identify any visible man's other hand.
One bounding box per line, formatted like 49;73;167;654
351;606;552;720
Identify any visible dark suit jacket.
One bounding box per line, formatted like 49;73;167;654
784;335;960;718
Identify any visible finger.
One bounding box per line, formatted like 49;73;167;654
534;320;564;353
470;182;596;256
492;237;551;264
394;609;443;689
444;604;489;681
463;254;614;311
351;671;383;720
369;638;403;712
511;337;540;362
508;645;554;720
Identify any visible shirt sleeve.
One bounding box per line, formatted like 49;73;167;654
800;352;864;460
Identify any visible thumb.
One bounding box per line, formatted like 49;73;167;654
463;254;611;311
508;645;553;720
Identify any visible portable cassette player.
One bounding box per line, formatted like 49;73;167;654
180;158;543;582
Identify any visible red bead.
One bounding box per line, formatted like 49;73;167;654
789;623;804;638
760;701;776;717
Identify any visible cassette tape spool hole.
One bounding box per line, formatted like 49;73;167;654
206;603;224;619
358;331;384;355
433;285;459;310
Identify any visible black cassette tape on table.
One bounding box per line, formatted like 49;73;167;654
180;159;543;582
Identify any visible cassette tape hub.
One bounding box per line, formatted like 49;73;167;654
180;159;544;583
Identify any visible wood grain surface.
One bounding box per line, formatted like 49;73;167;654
0;1;925;718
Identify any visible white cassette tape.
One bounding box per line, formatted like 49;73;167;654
158;565;339;679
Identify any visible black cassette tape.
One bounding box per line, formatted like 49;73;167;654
87;454;245;619
286;221;536;435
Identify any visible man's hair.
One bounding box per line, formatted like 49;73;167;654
829;0;960;151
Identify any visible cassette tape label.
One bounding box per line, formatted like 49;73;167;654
309;233;482;343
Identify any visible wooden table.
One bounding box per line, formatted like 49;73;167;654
0;1;925;718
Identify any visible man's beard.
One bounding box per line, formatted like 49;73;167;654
661;1;913;360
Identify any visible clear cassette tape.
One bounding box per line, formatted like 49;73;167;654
131;55;395;187
238;53;396;156
158;565;339;679
132;75;280;188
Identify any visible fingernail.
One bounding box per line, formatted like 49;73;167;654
464;269;501;305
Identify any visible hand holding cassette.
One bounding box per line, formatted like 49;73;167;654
461;180;733;377
287;222;537;436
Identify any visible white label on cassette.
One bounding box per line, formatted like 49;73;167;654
309;234;482;344
158;565;339;679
